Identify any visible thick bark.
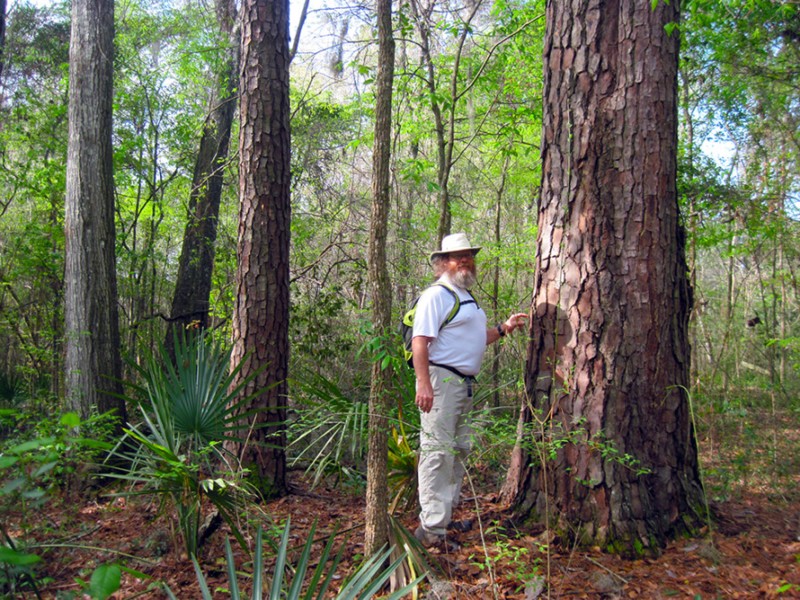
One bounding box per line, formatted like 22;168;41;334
502;0;704;555
166;0;238;352
228;0;290;496
364;0;395;558
64;0;125;425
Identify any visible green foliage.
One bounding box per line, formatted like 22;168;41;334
0;540;42;599
516;412;651;490
387;426;418;514
0;372;24;416
777;581;800;595
0;3;70;392
291;286;359;364
86;563;121;600
0;410;115;598
287;319;424;509
288;370;370;490
469;535;542;594
694;390;800;502
185;519;422;600
103;332;265;557
469;407;519;486
359;321;423;514
0;411;114;525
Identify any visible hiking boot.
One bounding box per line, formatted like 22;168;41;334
447;519;473;533
414;526;460;552
414;525;441;546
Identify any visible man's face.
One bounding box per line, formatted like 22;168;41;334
446;251;477;288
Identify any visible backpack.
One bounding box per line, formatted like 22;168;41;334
400;282;476;366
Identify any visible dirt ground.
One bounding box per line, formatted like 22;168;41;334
19;470;800;599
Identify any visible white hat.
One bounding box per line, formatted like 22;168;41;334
429;232;482;262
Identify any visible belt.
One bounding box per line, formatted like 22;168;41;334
430;361;476;397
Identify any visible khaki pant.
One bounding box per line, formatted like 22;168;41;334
418;365;474;536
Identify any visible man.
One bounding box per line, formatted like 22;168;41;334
412;232;528;549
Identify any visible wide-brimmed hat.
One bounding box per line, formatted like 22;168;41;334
429;232;482;262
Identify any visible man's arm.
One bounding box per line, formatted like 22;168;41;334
487;313;529;344
412;335;435;413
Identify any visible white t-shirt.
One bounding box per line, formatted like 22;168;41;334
412;275;488;376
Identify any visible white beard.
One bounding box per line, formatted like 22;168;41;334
453;269;477;289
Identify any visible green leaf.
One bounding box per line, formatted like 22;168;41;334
0;546;42;566
89;563;122;600
1;477;27;495
60;412;81;427
119;565;152;580
76;439;114;450
192;558;215;600
0;456;19;469
9;437;56;454
21;488;47;500
32;461;59;478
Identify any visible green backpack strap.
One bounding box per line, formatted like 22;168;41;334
434;282;461;327
401;282;461;365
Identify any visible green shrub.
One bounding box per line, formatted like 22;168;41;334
104;331;265;557
186;518;422;600
0;411;115;597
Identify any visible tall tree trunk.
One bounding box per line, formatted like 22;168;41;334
409;0;449;243
228;0;291;496
409;0;482;244
364;0;394;558
502;0;704;555
64;0;125;426
491;153;510;407
166;0;238;353
0;0;6;82
679;68;700;390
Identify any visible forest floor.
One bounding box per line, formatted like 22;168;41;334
8;412;800;599
19;472;800;599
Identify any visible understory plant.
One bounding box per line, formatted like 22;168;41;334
186;518;423;600
0;410;115;597
288;327;422;506
287;369;370;489
104;332;266;557
387;423;418;514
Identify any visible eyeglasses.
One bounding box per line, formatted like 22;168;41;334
448;252;475;262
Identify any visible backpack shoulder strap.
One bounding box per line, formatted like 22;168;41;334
463;288;479;309
433;281;462;327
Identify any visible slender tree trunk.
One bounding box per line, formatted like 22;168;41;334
0;0;6;82
490;154;510;408
680;69;700;390
409;0;481;244
166;0;239;353
364;0;395;558
502;0;703;555
64;0;125;426
409;0;449;243
724;224;735;392
228;0;291;496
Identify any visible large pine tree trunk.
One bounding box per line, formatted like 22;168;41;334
228;0;290;496
502;0;704;555
166;0;238;352
64;0;125;425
